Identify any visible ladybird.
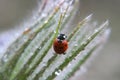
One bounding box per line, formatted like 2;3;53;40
53;33;68;54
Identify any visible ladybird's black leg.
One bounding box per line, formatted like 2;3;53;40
63;52;66;55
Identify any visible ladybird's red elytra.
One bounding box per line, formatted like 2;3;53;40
53;34;68;54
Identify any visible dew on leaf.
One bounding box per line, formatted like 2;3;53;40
74;43;78;47
54;31;56;33
38;47;41;50
41;13;48;18
55;69;62;76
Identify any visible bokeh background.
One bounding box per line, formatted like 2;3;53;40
0;0;119;80
79;0;120;80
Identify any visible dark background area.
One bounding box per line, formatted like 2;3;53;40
78;0;120;80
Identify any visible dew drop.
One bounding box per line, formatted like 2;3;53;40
35;46;39;50
43;76;46;80
58;69;62;72
54;31;56;33
42;62;47;66
55;69;61;76
15;33;20;37
88;37;91;40
29;52;34;57
44;20;48;24
55;71;60;76
41;13;48;18
68;63;71;66
14;71;17;74
82;41;86;45
65;14;68;18
74;43;78;47
94;29;99;33
29;65;32;69
69;0;74;5
85;14;93;22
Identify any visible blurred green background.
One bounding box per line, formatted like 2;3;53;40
0;0;119;80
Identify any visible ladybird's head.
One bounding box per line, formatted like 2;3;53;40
57;33;67;40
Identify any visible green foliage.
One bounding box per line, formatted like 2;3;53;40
0;0;110;80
